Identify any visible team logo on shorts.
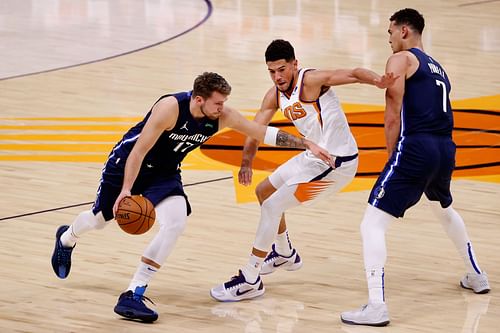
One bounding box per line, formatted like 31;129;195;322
374;186;385;199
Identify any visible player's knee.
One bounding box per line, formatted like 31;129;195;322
360;205;393;238
158;217;186;238
255;182;267;204
80;210;106;230
255;180;276;204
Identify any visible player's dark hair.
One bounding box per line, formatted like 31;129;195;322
265;39;295;62
193;72;231;99
390;8;425;34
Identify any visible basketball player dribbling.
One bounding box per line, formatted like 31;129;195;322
211;39;397;301
51;72;334;323
341;8;490;326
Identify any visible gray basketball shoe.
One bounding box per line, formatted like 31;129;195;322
341;303;390;327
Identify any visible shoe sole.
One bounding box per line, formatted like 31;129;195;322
341;317;390;327
209;287;266;302
114;306;158;322
460;281;490;294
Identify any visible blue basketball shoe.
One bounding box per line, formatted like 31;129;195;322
51;225;75;279
260;244;302;275
114;286;158;322
210;270;265;302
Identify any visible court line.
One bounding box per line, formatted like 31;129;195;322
458;0;500;6
0;175;232;222
0;0;213;81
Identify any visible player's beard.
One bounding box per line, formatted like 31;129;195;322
200;104;216;120
278;72;296;95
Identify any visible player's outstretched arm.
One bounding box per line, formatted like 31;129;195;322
305;68;398;88
239;87;279;186
221;107;334;167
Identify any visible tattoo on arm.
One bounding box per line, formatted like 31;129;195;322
276;130;307;149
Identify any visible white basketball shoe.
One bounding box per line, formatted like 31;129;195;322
210;270;265;302
260;244;303;275
341;303;390;327
460;272;490;294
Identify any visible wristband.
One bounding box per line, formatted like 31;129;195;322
263;126;279;146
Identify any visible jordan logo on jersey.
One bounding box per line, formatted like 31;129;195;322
180;121;189;131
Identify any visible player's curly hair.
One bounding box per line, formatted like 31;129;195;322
265;39;295;63
390;8;425;34
193;72;231;99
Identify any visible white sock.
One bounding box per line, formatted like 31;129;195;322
127;262;158;292
360;205;393;305
275;230;293;256
366;268;385;304
429;202;483;274
60;225;78;248
241;254;264;284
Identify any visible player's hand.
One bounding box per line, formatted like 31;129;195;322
238;161;253;186
113;189;132;217
374;72;399;89
305;140;334;167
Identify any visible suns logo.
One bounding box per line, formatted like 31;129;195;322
283;102;306;121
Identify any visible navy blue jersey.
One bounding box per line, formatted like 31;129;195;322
110;91;219;174
92;91;218;221
401;48;453;137
368;49;457;218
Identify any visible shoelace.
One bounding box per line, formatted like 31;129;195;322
225;271;246;290
133;293;156;306
57;242;73;262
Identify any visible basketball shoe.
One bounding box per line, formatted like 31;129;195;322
210;270;265;302
460;272;490;294
260;244;302;275
341;303;390;327
114;286;158;322
51;225;75;279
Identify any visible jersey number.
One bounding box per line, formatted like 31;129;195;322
173;141;194;153
435;79;447;113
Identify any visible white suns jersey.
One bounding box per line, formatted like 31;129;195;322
277;68;358;157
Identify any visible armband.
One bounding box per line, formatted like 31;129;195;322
263;126;279;146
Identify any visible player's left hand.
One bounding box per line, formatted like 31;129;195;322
305;140;335;167
374;72;399;88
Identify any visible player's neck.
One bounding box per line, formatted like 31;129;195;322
284;71;298;96
403;38;424;52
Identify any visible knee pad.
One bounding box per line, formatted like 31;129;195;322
89;211;107;230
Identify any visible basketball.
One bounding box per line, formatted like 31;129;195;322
115;195;156;235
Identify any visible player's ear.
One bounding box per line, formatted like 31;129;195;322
194;95;204;105
401;25;409;39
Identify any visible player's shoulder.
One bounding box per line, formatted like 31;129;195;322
388;50;413;62
386;51;417;70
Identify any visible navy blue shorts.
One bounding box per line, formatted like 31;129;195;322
369;134;455;218
92;156;191;221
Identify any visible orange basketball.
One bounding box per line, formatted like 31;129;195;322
115;195;156;235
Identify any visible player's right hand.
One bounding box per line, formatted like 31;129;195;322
113;189;132;217
238;165;253;186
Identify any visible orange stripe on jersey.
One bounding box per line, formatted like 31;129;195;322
294;180;334;203
312;101;323;127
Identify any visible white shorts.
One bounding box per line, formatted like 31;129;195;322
268;151;358;204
